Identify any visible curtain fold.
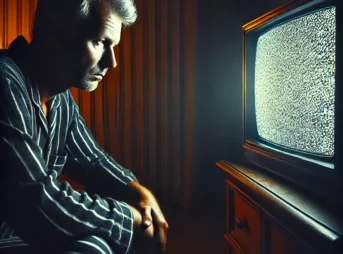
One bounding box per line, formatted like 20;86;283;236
0;0;197;207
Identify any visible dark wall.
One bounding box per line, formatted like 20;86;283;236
193;0;289;208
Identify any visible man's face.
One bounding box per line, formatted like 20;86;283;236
61;5;122;91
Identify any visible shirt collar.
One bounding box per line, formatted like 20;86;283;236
30;81;61;113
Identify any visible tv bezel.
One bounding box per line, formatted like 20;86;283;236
243;0;343;203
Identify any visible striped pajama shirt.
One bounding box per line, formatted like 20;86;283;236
0;36;137;254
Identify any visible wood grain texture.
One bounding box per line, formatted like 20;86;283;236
218;160;343;254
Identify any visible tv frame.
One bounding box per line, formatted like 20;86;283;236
242;0;343;203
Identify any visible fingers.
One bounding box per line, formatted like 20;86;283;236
141;206;152;228
127;204;142;228
158;222;168;253
159;240;167;253
144;222;154;239
140;205;169;252
152;209;169;253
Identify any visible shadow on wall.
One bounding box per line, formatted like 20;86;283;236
193;0;291;208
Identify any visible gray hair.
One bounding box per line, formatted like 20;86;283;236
33;0;137;41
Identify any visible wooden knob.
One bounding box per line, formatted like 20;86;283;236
236;217;249;229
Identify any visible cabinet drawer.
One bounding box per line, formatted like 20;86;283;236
267;220;294;254
265;218;319;254
227;184;261;254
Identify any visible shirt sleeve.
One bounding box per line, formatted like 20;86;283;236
0;61;134;254
62;91;138;199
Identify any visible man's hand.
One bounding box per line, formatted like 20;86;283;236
128;204;159;254
128;182;169;253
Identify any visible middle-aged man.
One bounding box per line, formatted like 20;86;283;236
0;0;168;253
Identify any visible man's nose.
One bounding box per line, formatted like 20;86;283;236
102;47;117;69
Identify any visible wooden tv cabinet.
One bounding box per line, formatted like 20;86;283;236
216;160;343;254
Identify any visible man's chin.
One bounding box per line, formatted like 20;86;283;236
74;81;99;91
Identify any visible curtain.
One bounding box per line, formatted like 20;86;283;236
0;0;196;207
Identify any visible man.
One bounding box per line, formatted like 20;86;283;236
0;0;168;253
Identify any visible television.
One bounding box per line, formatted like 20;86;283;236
243;0;343;203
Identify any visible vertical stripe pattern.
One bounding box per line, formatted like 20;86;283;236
0;37;136;254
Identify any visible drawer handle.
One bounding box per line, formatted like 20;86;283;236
236;217;249;230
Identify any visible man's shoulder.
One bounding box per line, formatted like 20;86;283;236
0;53;29;93
0;53;25;79
0;53;15;70
1;36;30;83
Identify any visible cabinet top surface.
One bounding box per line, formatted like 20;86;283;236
217;160;343;236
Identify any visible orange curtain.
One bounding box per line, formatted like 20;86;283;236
0;0;196;206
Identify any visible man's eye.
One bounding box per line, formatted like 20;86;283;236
93;40;104;47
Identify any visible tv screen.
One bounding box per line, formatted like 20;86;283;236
243;0;342;201
255;7;336;158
